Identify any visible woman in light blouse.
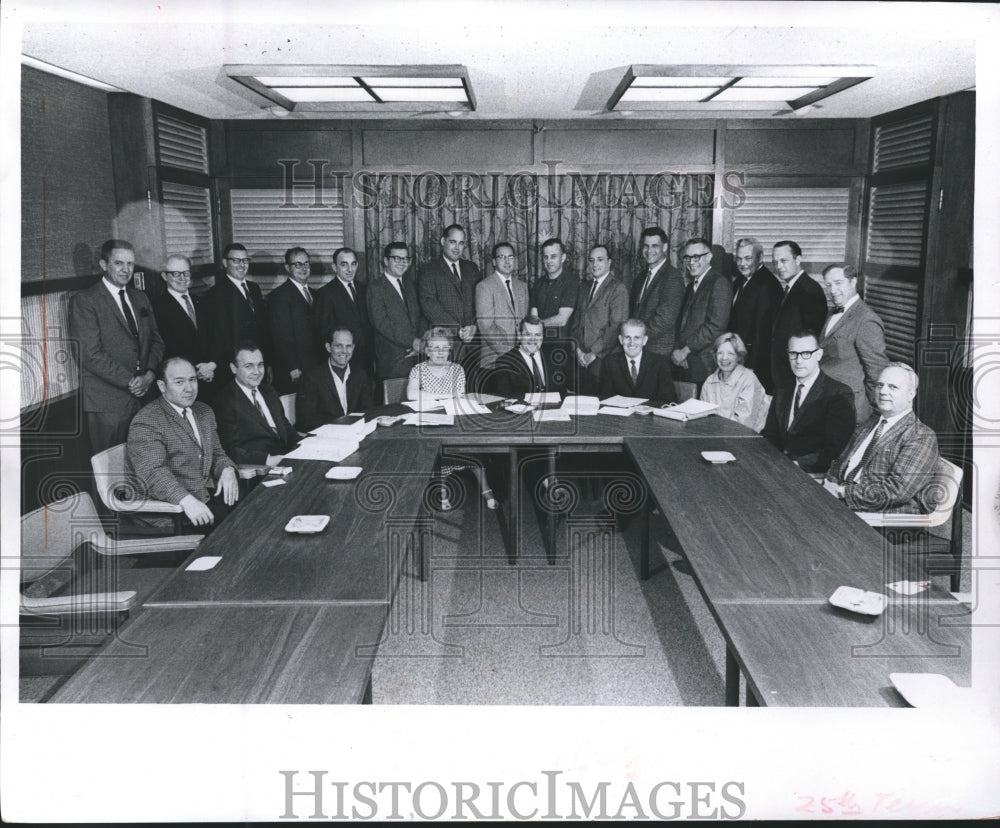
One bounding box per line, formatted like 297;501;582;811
407;328;497;510
700;332;769;432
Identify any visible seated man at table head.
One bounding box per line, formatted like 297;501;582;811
489;315;568;399
761;330;856;474
700;332;769;432
599;318;677;406
824;363;940;513
126;356;239;529
296;326;374;432
213;341;299;466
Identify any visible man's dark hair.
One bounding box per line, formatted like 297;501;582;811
773;240;803;258
442;223;466;239
230;340;263;366
383;241;409;260
284;247;309;265
640;227;668;245
100;239;134;261
333;247;357;265
155;355;195;382
222;242;248;259
492;241;515;259
541;237;565;254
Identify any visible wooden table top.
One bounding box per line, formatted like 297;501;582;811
147;438;440;605
50;603;386;704
713;600;972;707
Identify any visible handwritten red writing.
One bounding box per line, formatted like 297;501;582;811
794;792;961;818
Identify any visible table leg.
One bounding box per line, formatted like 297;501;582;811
725;646;740;706
507;448;519;562
640;502;651;580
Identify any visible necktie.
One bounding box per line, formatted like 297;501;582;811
346;281;357;303
241;282;254;312
732;277;745;305
393;277;409;312
304;286;313;306
252;388;277;434
851;418;886;481
792;383;804;418
531;353;545;391
630;359;638;385
182;293;197;327
181;407;200;446
588;280;598;305
831;304;845;314
782;282;791;297
638;269;653;304
118;289;139;339
451;262;462;285
504;278;516;310
679;280;694;322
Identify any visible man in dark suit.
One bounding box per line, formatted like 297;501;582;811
671;237;733;389
489;315;567;399
728;237;782;393
630;226;685;358
205;242;270;380
769;240;829;390
267;246;324;394
600;318;677;406
819;264;890;422
313;247;374;375
762;330;856;474
151;253;218;401
296;327;375;432
69;238;165;454
418;224;481;367
213;343;299;466
531;236;579;381
824;363;940;513
571;244;629;394
126;356;239;530
366;241;427;381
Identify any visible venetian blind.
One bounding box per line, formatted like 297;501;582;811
161;181;215;265
731;187;850;262
155;111;209;174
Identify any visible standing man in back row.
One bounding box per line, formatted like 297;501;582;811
476;242;530;370
769;240;828;390
367;242;426;381
728;236;782;393
206;242;270;383
313;247;374;376
267;246;324;395
530;237;578;389
418;223;481;368
630;226;684;358
571;244;629;394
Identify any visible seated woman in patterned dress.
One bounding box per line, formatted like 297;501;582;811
699;332;769;432
406;328;498;510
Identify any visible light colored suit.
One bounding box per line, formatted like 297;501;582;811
126;396;236;505
819;299;890;422
475;272;529;367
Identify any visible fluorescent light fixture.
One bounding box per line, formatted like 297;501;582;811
620;87;714;102
22;55;121;91
733;76;839;87
631;76;731;87
714;87;820;102
226;64;476;112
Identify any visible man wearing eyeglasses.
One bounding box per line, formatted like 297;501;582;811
727;237;782;393
671;237;732;390
762;330;856;474
151;253;217;401
367;241;427;381
570;245;629;394
769;240;828;390
206;242;270;384
476;242;530;370
267;246;324;394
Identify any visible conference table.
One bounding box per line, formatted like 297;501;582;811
51;403;970;707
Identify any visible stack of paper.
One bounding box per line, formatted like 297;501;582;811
652;398;719;421
598;406;635;417
282;438;361;462
524;391;562;407
533;408;571;422
599;394;648;408
402;396;449;412
442;395;491;416
309;419;377;441
559;395;600;416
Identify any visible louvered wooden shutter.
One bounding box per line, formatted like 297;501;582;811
864;277;919;362
230;188;345;255
162;182;215;264
872;114;934;173
731;187;850;263
865;182;928;267
155;112;209;173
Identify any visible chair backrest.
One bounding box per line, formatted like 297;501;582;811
280;393;296;426
21;492;105;585
674;381;697;402
924;456;964;518
383;377;408;405
90;443;128;512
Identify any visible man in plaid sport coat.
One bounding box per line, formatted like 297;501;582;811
824;362;939;514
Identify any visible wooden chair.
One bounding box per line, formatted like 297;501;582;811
673;381;697;402
91;443;186;533
383;377;408;405
855;457;964;591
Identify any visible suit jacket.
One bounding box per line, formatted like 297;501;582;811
266;279;324;394
629;262;685;356
313;278;374;373
366;273;427;379
418;257;481;333
819;299;890;422
151;289;217;399
69;280;165;413
570;275;629;376
770;272;829;388
728;265;782;392
205;275;270;369
488;346;567;399
212;380;299;465
475;273;530;367
762;370;856;473
599;350;677;405
126;396;236;505
296;362;375;432
676;270;733;384
827;411;940;513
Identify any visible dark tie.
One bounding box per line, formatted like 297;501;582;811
252;388;277;435
182;293;197;327
451;262;462;286
850;418;886;481
782;282;791;297
304;287;313;306
638;269;653;304
831;304;845;314
732;277;746;305
181;407;200;446
504;278;516;310
679;280;695;322
531;353;545;391
630;359;638;385
792;383;805;418
346;281;357;303
241;282;254;312
587;280;598;305
394;277;409;312
118;289;139;340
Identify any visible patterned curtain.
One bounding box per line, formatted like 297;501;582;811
362;172;712;290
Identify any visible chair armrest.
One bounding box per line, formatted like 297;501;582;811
108;492;183;514
238;464;269;479
855;512;936;528
97;534;204;556
21;591;137;614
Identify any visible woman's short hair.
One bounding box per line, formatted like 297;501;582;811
423;326;453;351
713;331;748;364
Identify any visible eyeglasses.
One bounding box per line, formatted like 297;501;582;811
682;252;710;263
164;270;192;278
388;256;410;263
495;254;516;261
226;257;251;265
289;262;311;269
787;349;819;360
